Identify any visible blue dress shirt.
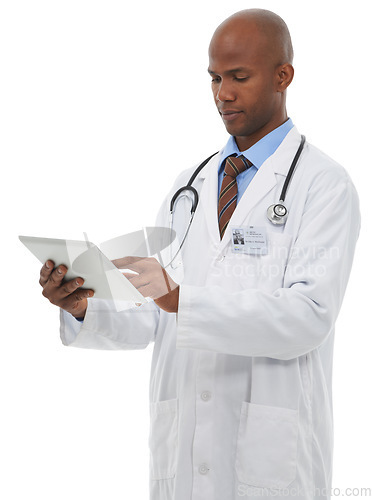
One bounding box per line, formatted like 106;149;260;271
218;118;294;204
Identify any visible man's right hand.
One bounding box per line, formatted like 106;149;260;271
39;260;94;319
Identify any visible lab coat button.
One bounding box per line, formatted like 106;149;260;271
216;255;225;262
198;463;209;475
201;391;211;402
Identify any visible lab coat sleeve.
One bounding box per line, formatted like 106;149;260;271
176;173;360;360
58;163;196;351
58;195;174;350
60;298;160;350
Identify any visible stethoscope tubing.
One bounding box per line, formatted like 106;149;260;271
167;135;306;266
169;151;219;214
279;134;306;203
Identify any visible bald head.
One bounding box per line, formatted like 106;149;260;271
208;9;295;150
210;9;294;67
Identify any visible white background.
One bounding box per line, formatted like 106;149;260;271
0;0;371;498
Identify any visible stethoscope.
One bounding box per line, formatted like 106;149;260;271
266;134;306;225
167;135;306;268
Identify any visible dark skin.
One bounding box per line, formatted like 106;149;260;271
39;9;294;317
39;261;94;319
39;258;179;317
208;10;294;150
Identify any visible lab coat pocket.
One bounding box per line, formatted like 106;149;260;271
235;402;299;489
149;398;179;480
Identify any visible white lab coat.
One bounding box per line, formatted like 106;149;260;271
60;127;360;500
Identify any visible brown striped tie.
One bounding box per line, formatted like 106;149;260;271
218;155;253;239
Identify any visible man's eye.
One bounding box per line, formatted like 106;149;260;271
211;77;221;83
235;77;248;81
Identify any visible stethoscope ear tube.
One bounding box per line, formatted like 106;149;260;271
187;151;219;187
278;134;306;203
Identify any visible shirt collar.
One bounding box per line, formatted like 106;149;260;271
218;118;294;173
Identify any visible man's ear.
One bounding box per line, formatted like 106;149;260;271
276;63;294;92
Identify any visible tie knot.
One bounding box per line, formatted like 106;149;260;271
224;155;252;178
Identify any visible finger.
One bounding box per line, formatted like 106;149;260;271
39;260;55;287
73;288;94;302
61;288;94;310
122;272;139;280
139;282;173;300
59;277;87;299
41;265;69;301
46;264;68;287
134;282;156;299
127;257;159;273
122;273;149;289
112;256;146;271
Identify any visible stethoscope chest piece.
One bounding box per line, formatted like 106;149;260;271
267;203;288;225
266;134;306;226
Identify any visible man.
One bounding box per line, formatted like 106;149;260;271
39;9;360;500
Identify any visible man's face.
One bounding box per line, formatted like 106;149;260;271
208;27;282;150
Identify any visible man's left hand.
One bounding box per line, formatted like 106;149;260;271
112;256;179;313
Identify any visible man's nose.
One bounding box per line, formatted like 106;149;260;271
216;80;235;102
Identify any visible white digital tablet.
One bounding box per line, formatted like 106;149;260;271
19;235;146;304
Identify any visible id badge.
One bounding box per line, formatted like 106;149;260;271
231;226;268;255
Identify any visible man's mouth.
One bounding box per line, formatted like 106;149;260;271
220;110;242;122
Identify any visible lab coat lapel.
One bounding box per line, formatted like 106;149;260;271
199;154;277;250
198;127;303;251
217;127;304;251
